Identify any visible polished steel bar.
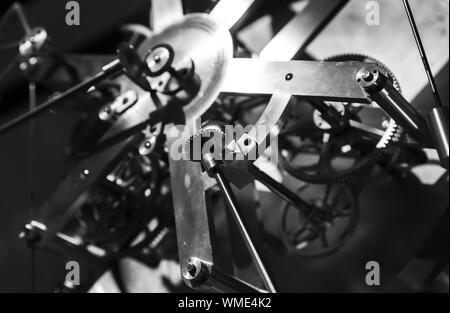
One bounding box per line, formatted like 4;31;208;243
169;158;216;270
213;168;276;293
221;59;369;102
428;107;449;169
209;264;266;293
209;0;257;30
260;0;349;60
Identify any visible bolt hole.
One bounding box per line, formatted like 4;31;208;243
285;73;293;81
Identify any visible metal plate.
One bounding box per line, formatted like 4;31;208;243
150;0;184;33
221;59;369;102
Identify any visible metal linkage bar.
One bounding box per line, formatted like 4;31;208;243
0;60;123;135
260;0;349;60
170;160;216;277
209;0;258;31
201;153;276;293
221;59;370;102
234;0;350;158
181;257;265;293
402;0;449;168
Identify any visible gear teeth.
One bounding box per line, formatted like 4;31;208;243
279;53;403;184
201;120;226;134
323;53;402;93
181;120;226;161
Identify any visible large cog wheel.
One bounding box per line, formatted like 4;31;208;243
278;54;403;184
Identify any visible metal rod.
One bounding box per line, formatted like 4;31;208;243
357;67;430;144
212;168;276;293
0;41;19;51
209;0;257;31
209;264;266;293
28;82;36;292
13;3;31;34
428;107;449;169
0;60;123;135
247;163;313;216
402;0;443;108
0;3;30;35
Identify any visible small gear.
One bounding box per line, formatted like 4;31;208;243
278;53;403;184
181;121;226;162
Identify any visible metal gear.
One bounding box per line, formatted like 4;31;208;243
278;53;403;184
279;184;358;257
181;120;227;162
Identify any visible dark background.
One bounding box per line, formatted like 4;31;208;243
0;0;154;292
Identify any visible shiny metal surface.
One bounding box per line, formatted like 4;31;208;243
138;14;233;122
428;107;450;168
150;0;184;33
169;159;216;287
221;59;370;102
357;66;429;143
209;0;258;31
19;27;48;57
259;0;349;60
234;0;349;159
159;9;245;291
152;14;236;278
